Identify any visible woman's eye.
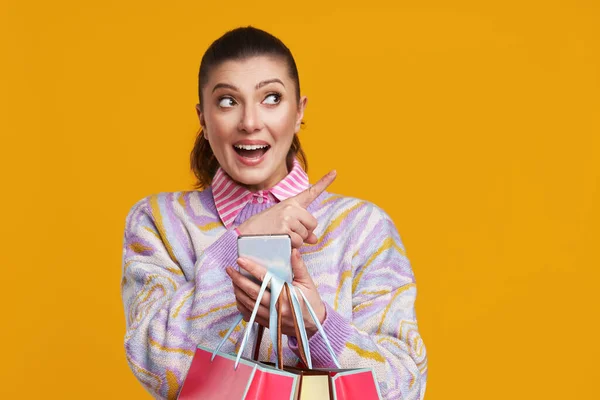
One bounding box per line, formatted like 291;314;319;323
218;97;236;108
263;93;281;105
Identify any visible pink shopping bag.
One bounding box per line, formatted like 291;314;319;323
177;344;299;400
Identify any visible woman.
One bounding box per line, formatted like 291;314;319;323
121;26;427;400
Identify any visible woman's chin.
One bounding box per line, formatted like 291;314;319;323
222;152;288;190
229;169;271;189
232;165;292;191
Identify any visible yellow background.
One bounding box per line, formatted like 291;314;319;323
1;1;598;399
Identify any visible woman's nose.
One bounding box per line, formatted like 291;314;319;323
238;105;263;133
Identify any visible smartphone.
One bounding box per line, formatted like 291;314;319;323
237;234;293;284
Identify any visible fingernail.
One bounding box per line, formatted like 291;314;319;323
237;257;247;266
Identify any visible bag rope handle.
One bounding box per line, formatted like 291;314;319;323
212;271;341;370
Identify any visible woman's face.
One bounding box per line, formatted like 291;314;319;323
196;56;307;191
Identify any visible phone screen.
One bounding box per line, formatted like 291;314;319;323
236;234;293;283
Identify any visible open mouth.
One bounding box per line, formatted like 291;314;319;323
233;143;271;159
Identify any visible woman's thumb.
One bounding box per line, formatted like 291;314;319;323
291;248;310;282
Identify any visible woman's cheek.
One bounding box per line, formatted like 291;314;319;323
215;110;241;131
265;109;296;138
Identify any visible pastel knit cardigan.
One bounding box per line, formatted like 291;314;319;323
121;188;428;399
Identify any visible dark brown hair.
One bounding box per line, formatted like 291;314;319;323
191;26;308;189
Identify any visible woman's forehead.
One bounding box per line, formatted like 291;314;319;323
208;56;291;88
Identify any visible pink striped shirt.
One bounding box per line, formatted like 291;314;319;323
211;158;310;229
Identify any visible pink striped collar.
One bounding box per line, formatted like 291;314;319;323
211;158;310;229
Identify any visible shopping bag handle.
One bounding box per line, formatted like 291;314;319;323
211;272;273;365
212;271;341;370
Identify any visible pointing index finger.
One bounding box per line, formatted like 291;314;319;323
293;170;337;208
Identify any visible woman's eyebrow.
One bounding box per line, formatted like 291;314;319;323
256;78;285;89
212;83;238;93
212;79;285;93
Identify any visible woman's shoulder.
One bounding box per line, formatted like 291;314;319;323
315;191;395;225
316;192;408;254
124;188;217;223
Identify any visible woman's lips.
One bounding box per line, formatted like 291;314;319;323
233;145;270;166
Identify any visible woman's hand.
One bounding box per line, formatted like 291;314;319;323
225;248;326;338
236;171;336;249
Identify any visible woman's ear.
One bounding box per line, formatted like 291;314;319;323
294;96;308;133
196;104;208;140
196;104;205;126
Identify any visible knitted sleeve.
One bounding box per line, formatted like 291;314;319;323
293;203;428;400
121;194;238;400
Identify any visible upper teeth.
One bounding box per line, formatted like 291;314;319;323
234;144;269;150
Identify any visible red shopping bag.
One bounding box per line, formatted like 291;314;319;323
178;272;383;399
330;369;382;400
177;344;300;400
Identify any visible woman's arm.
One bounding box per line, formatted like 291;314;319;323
290;204;428;400
121;194;239;399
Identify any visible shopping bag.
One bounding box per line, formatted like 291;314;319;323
276;364;382;400
177;343;300;400
178;271;382;399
